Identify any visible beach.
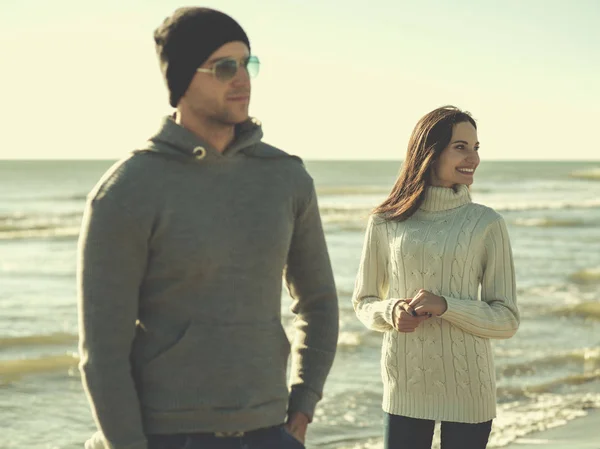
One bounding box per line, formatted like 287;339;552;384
504;410;600;449
1;159;599;448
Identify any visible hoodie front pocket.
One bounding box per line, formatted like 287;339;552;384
139;320;291;410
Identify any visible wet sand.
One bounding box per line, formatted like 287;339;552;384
504;409;600;449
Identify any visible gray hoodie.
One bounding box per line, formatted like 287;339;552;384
77;116;339;449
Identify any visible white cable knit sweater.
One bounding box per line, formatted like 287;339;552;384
353;185;519;423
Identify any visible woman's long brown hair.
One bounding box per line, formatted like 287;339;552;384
374;106;477;222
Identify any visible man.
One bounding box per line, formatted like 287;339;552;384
77;7;339;449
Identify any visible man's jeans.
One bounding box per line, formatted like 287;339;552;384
148;425;305;449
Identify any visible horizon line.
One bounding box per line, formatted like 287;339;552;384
1;158;600;163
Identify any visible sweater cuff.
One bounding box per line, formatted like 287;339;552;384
439;295;464;319
287;386;321;422
384;298;404;326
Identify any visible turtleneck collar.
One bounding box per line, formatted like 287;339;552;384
419;184;472;212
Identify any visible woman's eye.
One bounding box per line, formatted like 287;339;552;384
456;145;465;150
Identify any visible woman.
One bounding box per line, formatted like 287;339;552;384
353;106;519;449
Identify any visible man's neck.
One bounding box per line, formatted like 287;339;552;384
175;112;235;153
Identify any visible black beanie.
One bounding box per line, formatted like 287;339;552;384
154;7;250;107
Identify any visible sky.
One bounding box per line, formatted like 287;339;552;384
1;0;599;160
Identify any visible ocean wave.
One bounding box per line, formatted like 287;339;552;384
337;288;355;299
0;227;80;240
0;211;81;223
490;392;600;448
498;371;600;399
568;267;600;285
52;194;88;202
550;301;600;320
337;331;363;348
317;186;390;196
315;186;499;197
319;206;370;231
320;205;371;216
570;168;600;181
494;198;600;212
511;217;589;228
323;222;369;233
499;348;600;378
0;212;81;240
0;193;88;203
0;333;78;349
0;354;79;382
516;283;600;308
317;200;600;231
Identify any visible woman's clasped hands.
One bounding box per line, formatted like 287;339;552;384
392;289;448;333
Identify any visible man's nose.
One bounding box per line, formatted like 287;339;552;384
231;65;251;85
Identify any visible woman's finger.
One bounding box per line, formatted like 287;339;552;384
413;304;427;312
408;294;423;309
397;310;415;322
398;321;423;332
401;301;418;317
398;322;417;331
414;304;436;318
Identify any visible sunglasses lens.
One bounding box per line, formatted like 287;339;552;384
246;56;260;78
215;60;238;81
213;57;260;81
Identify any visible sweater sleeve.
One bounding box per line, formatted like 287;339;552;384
352;215;399;332
284;183;339;422
77;192;150;449
440;217;519;339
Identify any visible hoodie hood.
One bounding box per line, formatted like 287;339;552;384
136;116;265;162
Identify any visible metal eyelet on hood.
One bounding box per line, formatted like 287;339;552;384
193;146;207;160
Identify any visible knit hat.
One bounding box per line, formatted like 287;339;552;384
154;7;250;107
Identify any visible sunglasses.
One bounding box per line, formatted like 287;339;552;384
196;56;260;82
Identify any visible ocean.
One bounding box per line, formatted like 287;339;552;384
1;160;599;449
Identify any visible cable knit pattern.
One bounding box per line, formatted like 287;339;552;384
353;185;519;423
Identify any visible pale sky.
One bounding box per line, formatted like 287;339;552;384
1;0;599;160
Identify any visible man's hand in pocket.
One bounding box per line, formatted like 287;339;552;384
285;412;309;444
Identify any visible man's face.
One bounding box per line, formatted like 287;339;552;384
180;41;252;125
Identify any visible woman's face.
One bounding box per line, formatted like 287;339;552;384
430;121;480;188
